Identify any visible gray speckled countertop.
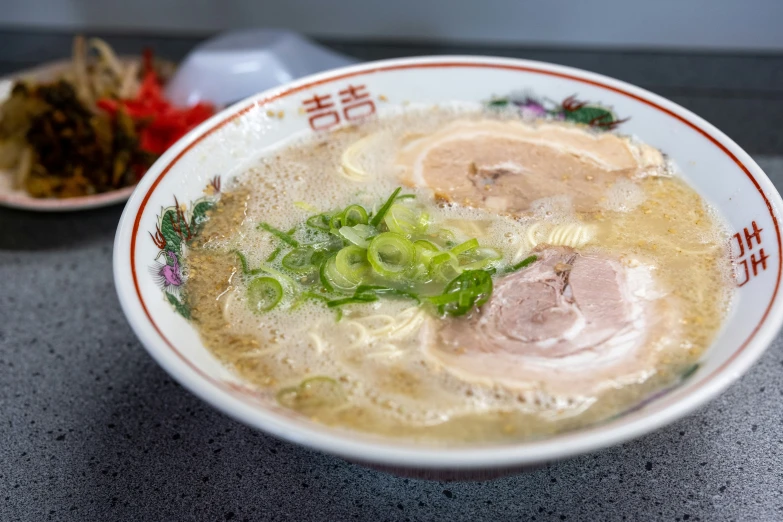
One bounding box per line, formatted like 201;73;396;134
1;30;783;522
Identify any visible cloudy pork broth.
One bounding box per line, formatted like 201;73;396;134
183;109;733;444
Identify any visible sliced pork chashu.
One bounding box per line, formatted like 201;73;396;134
421;247;680;401
398;120;666;213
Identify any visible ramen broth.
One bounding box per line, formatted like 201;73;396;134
183;109;733;444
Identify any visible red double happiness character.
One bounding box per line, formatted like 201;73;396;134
302;93;340;131
733;220;768;287
339;84;376;122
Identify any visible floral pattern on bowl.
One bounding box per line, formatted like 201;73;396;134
486;92;627;130
148;175;221;318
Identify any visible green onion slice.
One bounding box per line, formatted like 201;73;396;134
458;247;503;270
433;227;456;246
308;236;344;253
282;247;317;273
247;277;283;313
451;238;479;255
326;294;378;308
306;214;332;231
338;223;377;248
302;291;330;303
321;255;361;293
367;232;415;278
384;203;428;236
369;187;402;227
258;222;299;247
413;240;441;279
342;205;369;227
413;239;441;266
354;285;420;303
329;213;345;230
234;251;298;289
265;246;282;262
430;251;462;282
309;249;330;268
430;269;493;317
335;245;370;282
506;255;538;273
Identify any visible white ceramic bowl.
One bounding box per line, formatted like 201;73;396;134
113;56;783;474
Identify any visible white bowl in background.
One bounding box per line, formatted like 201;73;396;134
164;29;358;107
113;56;783;475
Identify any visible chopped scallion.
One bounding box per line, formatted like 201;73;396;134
451;238;480;255
306;214;332;231
247;277;283;313
335;245;371;282
282;247;317;273
258;222;299;247
430;269;493;317
266;246;282;262
369;187;402;227
367;232;415;278
506;255;538;273
326;294;379;308
342;205;369;227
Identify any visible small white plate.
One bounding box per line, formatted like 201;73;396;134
0;60;140;212
0;61;141;212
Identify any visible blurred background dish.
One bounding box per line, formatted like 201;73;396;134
164;29;358;107
0;36;215;210
0;30;357;211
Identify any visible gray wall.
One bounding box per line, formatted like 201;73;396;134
2;0;782;51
